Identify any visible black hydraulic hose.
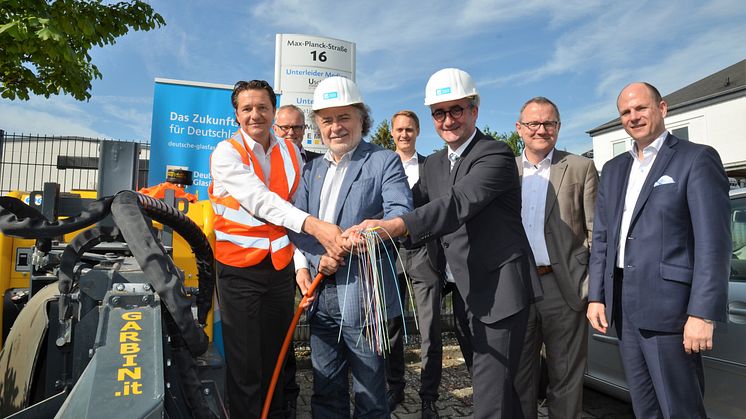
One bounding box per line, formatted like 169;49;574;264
58;225;122;294
56;226;122;346
133;193;215;325
1;192;214;324
0;196;113;238
1;191;214;355
110;191;208;356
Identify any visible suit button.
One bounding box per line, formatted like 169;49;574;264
627;236;635;240
443;242;449;248
626;264;634;269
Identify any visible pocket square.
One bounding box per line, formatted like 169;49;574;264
654;175;675;187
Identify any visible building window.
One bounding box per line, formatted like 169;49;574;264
612;141;627;157
672;126;689;140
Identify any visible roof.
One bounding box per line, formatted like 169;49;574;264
588;59;746;136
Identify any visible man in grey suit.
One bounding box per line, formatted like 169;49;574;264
385;110;444;418
348;68;542;419
513;97;598;419
290;76;412;418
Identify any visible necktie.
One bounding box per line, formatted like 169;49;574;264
448;152;460;171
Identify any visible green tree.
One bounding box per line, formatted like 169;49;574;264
483;125;524;156
369;119;394;151
0;0;165;101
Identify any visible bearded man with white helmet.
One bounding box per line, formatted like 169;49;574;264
348;68;543;419
288;76;413;417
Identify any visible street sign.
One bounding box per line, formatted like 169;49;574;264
274;34;356;153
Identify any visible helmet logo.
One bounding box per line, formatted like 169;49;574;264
323;92;339;100
436;87;451;96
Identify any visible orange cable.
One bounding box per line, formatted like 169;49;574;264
261;273;325;419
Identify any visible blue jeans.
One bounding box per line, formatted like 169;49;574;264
309;279;389;418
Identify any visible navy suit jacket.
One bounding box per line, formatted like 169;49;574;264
290;141;413;323
588;134;731;332
402;130;542;324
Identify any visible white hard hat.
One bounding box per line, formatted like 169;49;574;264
424;68;479;106
312;76;364;110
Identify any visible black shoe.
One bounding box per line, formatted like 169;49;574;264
387;389;404;411
421;400;439;419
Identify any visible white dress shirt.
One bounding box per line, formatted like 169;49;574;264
293;145;359;271
401;152;420;188
444;130;477;283
521;149;554;266
210;129;308;233
617;131;668;268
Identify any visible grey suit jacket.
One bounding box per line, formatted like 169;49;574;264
402;130;542;324
517;150;598;311
290;141;413;323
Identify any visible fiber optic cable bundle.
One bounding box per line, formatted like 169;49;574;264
262;227;418;419
340;227;418;355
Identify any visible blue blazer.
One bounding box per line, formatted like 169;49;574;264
290;141;413;323
588;134;731;332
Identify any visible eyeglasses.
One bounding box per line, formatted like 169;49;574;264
431;105;471;122
519;121;560;131
274;124;304;133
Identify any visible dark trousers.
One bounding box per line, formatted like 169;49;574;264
458;288;528;419
217;257;294;419
386;246;445;401
445;282;474;374
615;269;706;419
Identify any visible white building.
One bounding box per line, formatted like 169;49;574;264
588;59;746;184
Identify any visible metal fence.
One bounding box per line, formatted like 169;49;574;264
0;130;149;196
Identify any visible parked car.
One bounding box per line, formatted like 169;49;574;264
584;187;746;419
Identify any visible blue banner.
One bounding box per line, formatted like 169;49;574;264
148;80;236;198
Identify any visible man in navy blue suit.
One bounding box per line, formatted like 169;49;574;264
587;82;731;418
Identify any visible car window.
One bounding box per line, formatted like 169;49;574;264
731;196;746;282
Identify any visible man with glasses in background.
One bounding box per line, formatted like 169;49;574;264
348;68;542;419
209;80;345;418
513;97;598;419
274;104;322;164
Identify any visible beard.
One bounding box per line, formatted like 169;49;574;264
326;134;362;159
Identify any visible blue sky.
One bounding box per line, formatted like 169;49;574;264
2;0;746;155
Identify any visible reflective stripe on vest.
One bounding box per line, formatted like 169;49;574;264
215;230;270;249
212;202;265;227
208;131;301;270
